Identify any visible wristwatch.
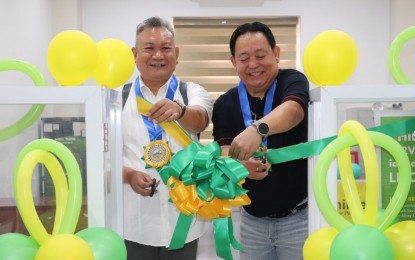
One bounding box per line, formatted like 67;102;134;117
251;121;269;139
173;100;187;119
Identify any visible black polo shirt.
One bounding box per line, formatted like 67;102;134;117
212;69;310;217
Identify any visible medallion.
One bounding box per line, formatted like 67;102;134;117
143;140;172;169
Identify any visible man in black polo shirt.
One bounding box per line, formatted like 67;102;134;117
212;22;309;259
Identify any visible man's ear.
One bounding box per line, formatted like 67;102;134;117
175;46;179;64
132;47;137;58
230;55;236;67
274;45;280;63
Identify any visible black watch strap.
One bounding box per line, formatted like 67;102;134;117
174;100;186;119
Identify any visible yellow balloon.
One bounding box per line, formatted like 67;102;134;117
47;30;98;86
384;220;415;260
302;44;322;86
337;120;379;227
93;38;135;89
303;30;358;86
15;150;68;245
35;234;94;260
303;227;338;260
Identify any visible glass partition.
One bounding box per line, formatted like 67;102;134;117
0;86;123;236
308;85;415;233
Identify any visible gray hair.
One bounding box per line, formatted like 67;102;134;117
136;17;175;36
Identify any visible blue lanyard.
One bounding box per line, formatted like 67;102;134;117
134;75;179;141
238;79;277;146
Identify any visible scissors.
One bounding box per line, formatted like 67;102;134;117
150;178;160;197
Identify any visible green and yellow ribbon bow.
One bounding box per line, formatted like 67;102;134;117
137;96;250;260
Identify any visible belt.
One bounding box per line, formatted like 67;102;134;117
268;202;308;218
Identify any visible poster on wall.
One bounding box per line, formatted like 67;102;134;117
375;110;415;221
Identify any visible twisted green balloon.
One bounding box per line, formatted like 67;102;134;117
388;26;415;84
0;59;46;142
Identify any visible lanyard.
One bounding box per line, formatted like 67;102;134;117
238;79;277;146
134;75;179;141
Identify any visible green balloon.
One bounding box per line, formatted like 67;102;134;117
76;227;127;260
388;26;415;84
377;208;399;228
330;225;394;260
0;59;46;142
0;233;39;260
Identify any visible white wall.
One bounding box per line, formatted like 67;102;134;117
2;0;413;87
81;0;393;88
0;0;52;85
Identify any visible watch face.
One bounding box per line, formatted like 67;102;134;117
258;122;269;136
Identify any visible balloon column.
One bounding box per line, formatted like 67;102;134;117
304;120;414;259
303;30;358;87
0;139;127;260
0;59;46;142
47;30;135;88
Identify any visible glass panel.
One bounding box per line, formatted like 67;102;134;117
335;101;415;222
308;85;415;233
0;86;123;237
0;103;87;235
335;101;415;221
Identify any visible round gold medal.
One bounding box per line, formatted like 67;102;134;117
143;140;172;168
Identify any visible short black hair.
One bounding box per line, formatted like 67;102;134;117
229;22;276;57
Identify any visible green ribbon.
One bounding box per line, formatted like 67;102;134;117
167;213;194;250
159;141;249;259
214;217;244;260
160;118;415;259
254;118;415;164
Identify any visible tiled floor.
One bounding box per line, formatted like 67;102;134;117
197;208;241;260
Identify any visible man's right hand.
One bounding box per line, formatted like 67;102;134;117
123;167;156;196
